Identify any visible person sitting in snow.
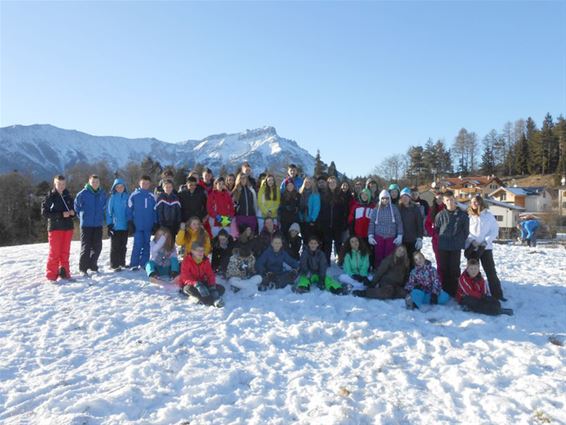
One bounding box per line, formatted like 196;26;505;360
284;222;302;261
353;244;410;300
338;235;371;289
226;246;262;293
404;251;450;309
457;258;513;316
255;234;299;291
211;229;234;277
176;216;211;259
295;235;346;295
179;242;225;308
146;227;179;284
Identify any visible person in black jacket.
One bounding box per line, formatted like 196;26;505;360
211;229;234;277
178;176;208;223
42;175;76;282
317;176;348;265
434;190;469;297
398;187;424;266
155;179;182;236
278;180;301;237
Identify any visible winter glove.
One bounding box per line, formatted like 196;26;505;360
430;293;438;305
368;235;377;246
107;224;115;237
128;221;136;236
393;235;403;246
415;238;423;251
195;282;210;298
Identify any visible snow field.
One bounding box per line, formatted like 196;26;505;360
0;239;565;424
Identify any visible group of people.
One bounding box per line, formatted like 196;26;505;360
41;162;513;315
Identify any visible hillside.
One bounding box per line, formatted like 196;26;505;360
0;239;565;424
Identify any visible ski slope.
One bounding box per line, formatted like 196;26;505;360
0;239;564;425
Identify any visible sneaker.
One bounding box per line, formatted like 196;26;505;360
81;271;90;278
113;267;122;273
405;295;415;310
130;266;140;272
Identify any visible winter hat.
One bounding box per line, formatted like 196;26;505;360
400;187;412;198
360;188;372;202
289;222;301;233
375;190;395;225
379;189;390;200
388;183;400;191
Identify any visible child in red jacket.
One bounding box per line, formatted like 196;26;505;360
179;243;225;307
457;259;513;316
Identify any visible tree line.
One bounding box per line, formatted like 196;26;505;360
373;113;566;187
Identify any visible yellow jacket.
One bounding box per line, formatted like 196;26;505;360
257;180;280;219
175;227;211;256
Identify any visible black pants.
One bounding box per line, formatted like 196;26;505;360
110;230;129;269
461;295;502;316
261;270;298;289
438;249;461;297
322;227;344;265
183;284;225;306
479;249;503;300
80;227;103;272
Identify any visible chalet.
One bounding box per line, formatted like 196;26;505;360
436;176;504;201
488;186;552;213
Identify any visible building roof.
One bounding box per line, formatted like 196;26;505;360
484;198;526;211
490;186;548;197
438;175;503;189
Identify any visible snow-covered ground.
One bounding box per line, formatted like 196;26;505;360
0;239;565;425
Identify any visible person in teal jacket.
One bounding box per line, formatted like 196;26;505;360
107;178;129;271
338;235;371;289
298;176;321;246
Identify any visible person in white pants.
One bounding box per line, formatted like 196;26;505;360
226;246;262;293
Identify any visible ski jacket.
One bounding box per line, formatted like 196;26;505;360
178;185;208;222
300;248;328;280
299;191;321;224
405;262;442;295
368;203;403;239
107;178;129;231
257;181;280;219
466;210;499;251
75;184;107;228
155;192;182;230
435;208;469;251
348;199;375;239
399;202;424;243
226;254;257;279
456;270;487;303
317;190;349;231
278;191;301;224
207;189;235;219
372;253;410;288
42;189;75;231
234;186;257;217
342;251;370;277
285;234;302;261
176;227;211;256
256;246;299;275
179;255;216;287
127;188;157;231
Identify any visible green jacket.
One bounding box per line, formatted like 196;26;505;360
343;251;369;277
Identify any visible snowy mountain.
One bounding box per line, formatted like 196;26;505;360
0;124;316;181
1;239;565;424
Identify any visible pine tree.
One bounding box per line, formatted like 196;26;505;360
514;132;529;175
555;115;566;179
540;113;557;174
526;117;542;174
480;133;497;175
327;161;337;177
314;150;326;177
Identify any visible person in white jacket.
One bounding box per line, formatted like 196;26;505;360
466;196;505;301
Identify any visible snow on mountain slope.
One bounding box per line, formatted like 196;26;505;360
0;240;565;424
0;125;316;181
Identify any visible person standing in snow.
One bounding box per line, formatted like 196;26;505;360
317;176;349;265
155;179;182;238
398;187;424;266
465;195;505;301
367;189;403;269
232;173;258;234
280;163;304;194
74;174;107;276
298;176;321;247
207;176;237;238
42;175;76;282
257;174;280;230
388;183;401;205
178;176;208;224
434;190;469;297
127;175;158;270
425;189;445;280
107;177;130;272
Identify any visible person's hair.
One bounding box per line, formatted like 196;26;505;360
412;250;426;267
307;234;320;244
271;233;284;242
468;195;488;216
217;228;230;239
186;176;197;184
232;172;249;198
288;164;297;169
467;258;480;266
394;245;410;268
299;176;318;194
89;174;100;180
187;216;206;246
203;168;213;175
443;190;454;198
191;242;204;251
154;227;175;253
54;175;65;181
162;179;173;187
162;169;174;178
214;176;225;187
263;174;279;201
140;175;151;182
338;235;370;266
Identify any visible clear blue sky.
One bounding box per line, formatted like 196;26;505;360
1;1;565;176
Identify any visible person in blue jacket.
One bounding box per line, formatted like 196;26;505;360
519;218;540;247
107;178;129;271
298;176;321;246
74;175;107;276
280;164;304;194
128;175;158;270
155;179;182;237
255;234;299;291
